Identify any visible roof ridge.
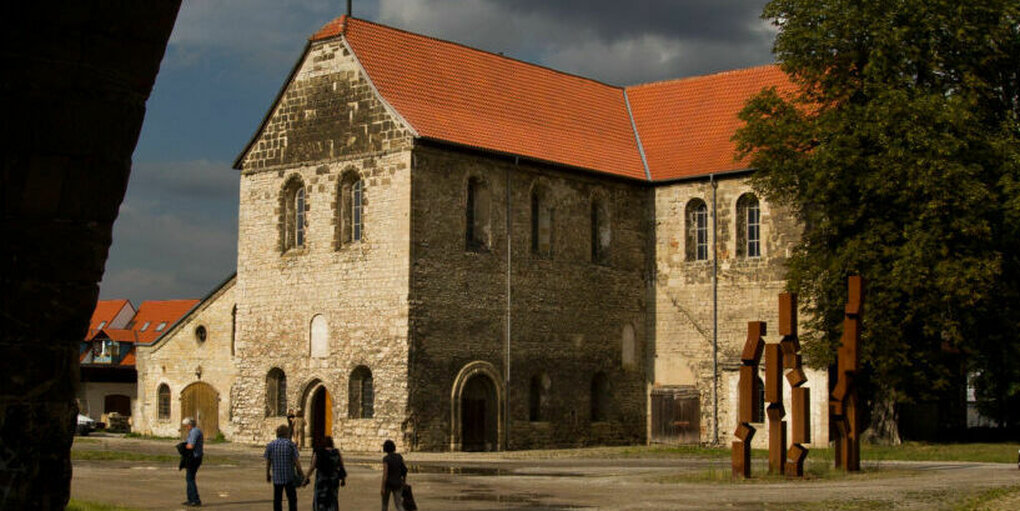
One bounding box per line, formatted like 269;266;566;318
626;63;781;90
329;16;625;91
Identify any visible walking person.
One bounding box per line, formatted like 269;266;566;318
181;417;203;507
380;439;406;511
265;424;304;511
304;436;346;511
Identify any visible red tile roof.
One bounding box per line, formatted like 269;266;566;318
90;328;139;343
304;17;795;182
626;66;797;181
119;349;136;367
132;299;199;344
88;299;132;335
317;16;646;180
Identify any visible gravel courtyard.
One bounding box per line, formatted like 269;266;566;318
71;436;1019;511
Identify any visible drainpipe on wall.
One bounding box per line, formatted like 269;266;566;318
711;173;719;445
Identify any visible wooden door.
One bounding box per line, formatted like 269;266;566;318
181;382;219;438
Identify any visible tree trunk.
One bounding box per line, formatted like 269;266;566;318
862;392;901;445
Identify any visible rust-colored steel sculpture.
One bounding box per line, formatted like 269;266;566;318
780;293;810;476
831;276;864;471
765;342;786;474
732;321;765;478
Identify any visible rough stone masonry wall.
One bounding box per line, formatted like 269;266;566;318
408;145;650;451
652;177;828;447
234;37;414;451
135;279;237;439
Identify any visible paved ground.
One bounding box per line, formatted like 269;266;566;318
71;435;1020;511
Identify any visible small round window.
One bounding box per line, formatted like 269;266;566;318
195;325;207;343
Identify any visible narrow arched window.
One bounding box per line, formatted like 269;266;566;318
591;372;610;422
266;368;287;417
736;193;761;258
157;384;171;420
348;366;374;419
621;324;636;368
230;305;237;357
466;177;491;251
685;199;708;261
337;172;364;248
531;187;553;257
590;197;610;264
529;372;549;422
309;314;328;358
281;178;307;251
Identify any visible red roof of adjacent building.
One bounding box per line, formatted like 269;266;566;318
626;66;797;181
131;299;199;344
299;17;795;182
91;328;139;343
87;299;133;336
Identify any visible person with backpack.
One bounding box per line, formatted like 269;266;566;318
380;439;406;511
305;436;346;511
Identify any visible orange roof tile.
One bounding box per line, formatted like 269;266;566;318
305;17;795;183
119;349;136;367
132;299;199;344
92;328;138;343
318;17;647;180
88;299;132;333
626;65;797;181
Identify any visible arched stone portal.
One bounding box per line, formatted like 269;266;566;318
180;382;219;438
305;382;333;446
450;361;504;452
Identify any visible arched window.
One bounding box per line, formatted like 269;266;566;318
337;172;364;248
348;366;374;419
266;368;287;417
530;187;553;257
590;197;610;263
281;178;307;251
685;199;709;261
309;314;328;358
736;193;761;258
157;383;171;420
529;372;550;422
590;372;610;422
621;324;636;368
465;177;491;251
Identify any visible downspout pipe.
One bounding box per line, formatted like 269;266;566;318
711;173;719;445
505;156;517;450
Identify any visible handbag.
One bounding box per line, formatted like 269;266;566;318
401;483;418;511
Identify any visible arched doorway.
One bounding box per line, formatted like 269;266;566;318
308;385;333;446
450;361;503;452
461;375;497;451
180;382;219;438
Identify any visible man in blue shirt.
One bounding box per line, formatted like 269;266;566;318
265;424;304;511
182;417;204;507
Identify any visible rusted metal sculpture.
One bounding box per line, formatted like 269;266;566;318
831;276;864;471
765;341;786;474
780;293;810;476
732;321;765;478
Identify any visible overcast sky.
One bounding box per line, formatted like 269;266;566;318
100;0;775;304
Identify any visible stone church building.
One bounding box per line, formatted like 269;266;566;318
135;16;828;452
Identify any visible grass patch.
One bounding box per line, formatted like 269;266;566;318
952;485;1020;511
655;462;914;484
862;442;1019;463
122;432;177;441
66;498;144;511
72;437;101;444
71;450;178;463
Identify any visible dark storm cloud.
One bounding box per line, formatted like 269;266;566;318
490;0;769;44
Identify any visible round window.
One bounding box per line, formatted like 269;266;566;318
195;325;207;343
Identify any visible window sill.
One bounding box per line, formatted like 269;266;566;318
281;247;308;257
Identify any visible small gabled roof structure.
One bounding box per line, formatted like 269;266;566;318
87;299;135;337
238;16;795;183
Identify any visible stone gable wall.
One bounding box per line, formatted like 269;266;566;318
135;280;237;438
233;38;414;450
407;145;651;451
652;178;828;447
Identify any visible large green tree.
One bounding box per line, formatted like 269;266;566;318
735;0;1020;442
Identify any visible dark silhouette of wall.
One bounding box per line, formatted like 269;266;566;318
1;2;181;508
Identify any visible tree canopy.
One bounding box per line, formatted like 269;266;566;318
735;0;1020;440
